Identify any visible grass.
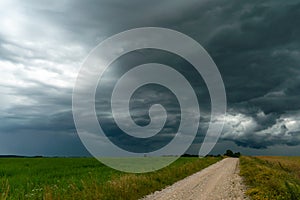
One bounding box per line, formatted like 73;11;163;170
0;156;221;200
240;156;300;200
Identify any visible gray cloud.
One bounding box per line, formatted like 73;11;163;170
0;0;300;155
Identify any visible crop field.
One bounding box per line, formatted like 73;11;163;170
240;156;300;200
0;156;221;200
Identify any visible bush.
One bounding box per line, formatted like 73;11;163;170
224;150;241;158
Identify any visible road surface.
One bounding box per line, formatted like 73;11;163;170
142;158;248;200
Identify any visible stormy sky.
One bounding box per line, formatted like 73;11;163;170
0;0;300;156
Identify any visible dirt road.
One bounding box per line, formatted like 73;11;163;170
142;158;248;200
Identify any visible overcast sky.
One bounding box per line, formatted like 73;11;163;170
0;0;300;156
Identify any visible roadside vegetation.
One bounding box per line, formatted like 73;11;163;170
240;156;300;200
0;156;221;200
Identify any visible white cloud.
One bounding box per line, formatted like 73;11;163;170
220;110;300;148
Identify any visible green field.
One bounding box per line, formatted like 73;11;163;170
240;156;300;200
0;156;221;200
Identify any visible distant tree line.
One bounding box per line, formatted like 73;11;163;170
181;149;241;158
181;153;199;157
224;149;241;158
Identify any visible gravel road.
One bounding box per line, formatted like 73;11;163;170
142;158;248;200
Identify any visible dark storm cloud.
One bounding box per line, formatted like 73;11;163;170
0;0;300;155
201;1;300;149
206;1;300;104
0;83;73;132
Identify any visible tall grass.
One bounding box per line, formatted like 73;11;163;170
0;179;9;200
240;156;300;200
0;157;221;199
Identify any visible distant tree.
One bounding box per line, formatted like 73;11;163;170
224;150;241;157
233;152;241;158
224;149;234;157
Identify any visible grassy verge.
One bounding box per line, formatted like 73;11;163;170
240;156;300;200
0;156;221;200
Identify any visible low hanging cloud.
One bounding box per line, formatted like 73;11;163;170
221;110;300;149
